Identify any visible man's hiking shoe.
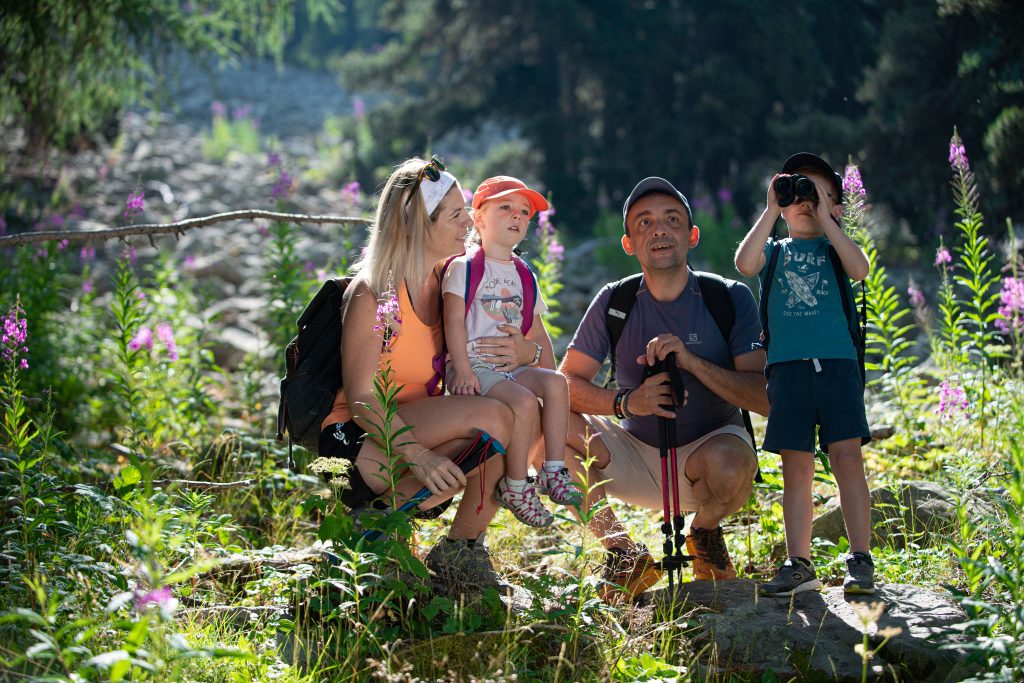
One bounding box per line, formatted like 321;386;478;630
495;477;554;527
423;535;511;596
598;544;662;603
534;466;582;506
843;552;876;594
686;526;738;580
760;557;821;597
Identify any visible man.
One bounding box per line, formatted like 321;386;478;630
559;177;768;601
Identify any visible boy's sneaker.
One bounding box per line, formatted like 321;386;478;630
760;557;821;597
843;552;876;594
598;544;662;603
534;466;582;506
495;477;553;527
423;535;511;596
686;526;738;580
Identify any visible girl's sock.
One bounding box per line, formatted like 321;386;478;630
542;460;564;472
504;477;529;492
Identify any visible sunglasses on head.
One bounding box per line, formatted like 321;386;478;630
404;154;448;209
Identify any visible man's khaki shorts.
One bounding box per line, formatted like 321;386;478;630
580;415;753;512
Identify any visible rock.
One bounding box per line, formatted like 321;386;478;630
647;580;975;682
210;326;265;370
190;254;247;286
811;481;957;550
391;624;603;680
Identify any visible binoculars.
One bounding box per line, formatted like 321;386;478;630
774;174;818;207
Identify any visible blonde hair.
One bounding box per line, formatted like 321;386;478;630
352;157;449;299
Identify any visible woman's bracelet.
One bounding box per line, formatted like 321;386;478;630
621;388;634;418
407;447;430;465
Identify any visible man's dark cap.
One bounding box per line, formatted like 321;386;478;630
782;152;844;203
622;177;692;231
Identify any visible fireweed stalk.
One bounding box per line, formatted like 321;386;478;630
843;164;924;429
109;258;150;458
264;156;307;349
946;128;1004;445
531;205;566;337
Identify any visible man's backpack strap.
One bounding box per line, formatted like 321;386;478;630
693;272;735;344
603;273;644;387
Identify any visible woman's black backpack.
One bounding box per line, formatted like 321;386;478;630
276;278;352;469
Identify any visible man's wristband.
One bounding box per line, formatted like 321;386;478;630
613;388;632;420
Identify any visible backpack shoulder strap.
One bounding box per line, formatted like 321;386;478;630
603;273;643;387
512;255;538;336
464;248;487;314
827;245;866;384
759;241;783;350
827;245;856;333
694;271;735;345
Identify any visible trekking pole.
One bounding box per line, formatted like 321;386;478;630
644;358;679;590
663;353;689;583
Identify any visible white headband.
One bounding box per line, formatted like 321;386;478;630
419;170;457;215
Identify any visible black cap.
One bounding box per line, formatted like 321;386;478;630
622;177;692;231
782;153;843;203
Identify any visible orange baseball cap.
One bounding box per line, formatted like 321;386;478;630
471;176;549;217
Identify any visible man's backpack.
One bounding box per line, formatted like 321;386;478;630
758;241;867;384
602;271;760;453
276;278;351;469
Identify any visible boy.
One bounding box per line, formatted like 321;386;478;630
734;153;875;595
443;176;579;527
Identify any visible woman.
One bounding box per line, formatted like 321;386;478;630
321;157;541;589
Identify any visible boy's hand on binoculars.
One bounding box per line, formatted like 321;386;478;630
766;173;782;211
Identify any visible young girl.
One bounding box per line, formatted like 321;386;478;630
443;176;578;527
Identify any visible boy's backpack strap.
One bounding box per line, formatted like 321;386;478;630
603;273;644;387
512;255;538;336
758;241;783;351
827;245;867;384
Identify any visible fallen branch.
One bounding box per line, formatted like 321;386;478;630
0;210;371;248
56;478;255;495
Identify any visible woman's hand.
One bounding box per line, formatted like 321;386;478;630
474;324;537;371
408;448;467;496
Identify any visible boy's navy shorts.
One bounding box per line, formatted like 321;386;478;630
762;358;871;455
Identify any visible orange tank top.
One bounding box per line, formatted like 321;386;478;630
322;283;443;428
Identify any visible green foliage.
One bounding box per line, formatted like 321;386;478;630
0;1;337;166
201;108;262;161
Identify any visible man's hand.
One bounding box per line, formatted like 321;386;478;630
640;333;696;371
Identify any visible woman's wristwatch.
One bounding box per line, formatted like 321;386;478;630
528;341;543;366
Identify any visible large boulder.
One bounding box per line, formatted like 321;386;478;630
811;481;958;550
648;580;974;682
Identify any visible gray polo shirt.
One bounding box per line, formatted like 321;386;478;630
568;268;762;447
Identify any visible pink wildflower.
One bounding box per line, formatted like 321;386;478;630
936;380;969;420
156;323;178;361
908;285;925;308
538;208;556;237
374;290;402;347
549;238;565;262
50;214;65;227
271;170;294;200
80;245;95;263
341;181;361;208
462;188;474;205
267;152;282;168
996;276;1024;334
82;279;94;295
134;586;177;618
935;247;953;269
353;96;365;120
128;326;153;351
843;166;867;198
124;191;144;218
232;104;252;120
717;187;733;204
211;101;227;118
1;306;29;370
57;239;68;251
949;131;970;173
